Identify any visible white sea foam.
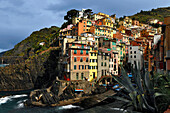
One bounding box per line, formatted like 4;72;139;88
16;103;24;109
0;94;27;105
0;96;12;105
59;105;80;109
12;94;27;98
17;99;27;104
15;99;27;109
110;108;127;113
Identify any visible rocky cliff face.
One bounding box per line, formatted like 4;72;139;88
0;49;61;91
0;26;61;91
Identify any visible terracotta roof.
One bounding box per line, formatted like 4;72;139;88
130;41;140;46
113;32;123;39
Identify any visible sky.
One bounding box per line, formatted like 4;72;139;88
0;0;170;52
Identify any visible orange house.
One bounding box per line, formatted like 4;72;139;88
78;20;87;36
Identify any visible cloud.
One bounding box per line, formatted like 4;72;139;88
0;0;170;50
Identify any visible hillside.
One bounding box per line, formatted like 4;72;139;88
0;26;61;91
4;26;60;58
0;51;6;57
129;7;170;23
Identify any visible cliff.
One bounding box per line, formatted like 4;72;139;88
0;26;61;91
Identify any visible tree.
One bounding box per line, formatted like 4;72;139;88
64;9;79;21
110;14;116;18
84;9;93;19
61;22;69;29
62;9;79;29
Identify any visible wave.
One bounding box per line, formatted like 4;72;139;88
0;94;27;105
110;108;127;113
16;103;24;109
59;105;80;110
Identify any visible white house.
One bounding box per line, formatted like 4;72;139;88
128;46;143;69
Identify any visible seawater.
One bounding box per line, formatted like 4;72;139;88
0;64;8;67
0;91;82;113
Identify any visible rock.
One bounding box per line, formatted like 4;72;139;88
25;80;95;107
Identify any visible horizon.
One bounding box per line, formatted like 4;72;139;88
0;0;169;51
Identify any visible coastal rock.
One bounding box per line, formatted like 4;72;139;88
25;80;95;107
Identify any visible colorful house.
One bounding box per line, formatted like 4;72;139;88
64;43;90;80
89;47;98;81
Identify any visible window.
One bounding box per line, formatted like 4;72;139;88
94;53;96;56
130;47;132;50
74;50;77;54
83;29;85;31
86;50;88;55
105;56;107;60
74;58;77;62
91;53;93;56
74;65;76;70
85;65;88;69
102;70;104;76
86;58;88;62
84;22;85;24
80;50;83;54
114;65;116;71
76;73;79;80
134;55;136;58
81;73;84;80
93;72;95;78
79;65;81;69
82;65;84;69
134;51;136;54
131;55;132;58
114;59;116;63
105;62;107;66
120;51;123;55
101;62;103;66
84;25;85;27
130;51;132;54
80;58;83;62
112;64;113;67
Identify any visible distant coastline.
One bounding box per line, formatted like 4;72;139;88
0;49;8;57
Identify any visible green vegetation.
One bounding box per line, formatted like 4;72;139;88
112;63;170;113
4;26;60;58
129;7;170;23
61;9;79;29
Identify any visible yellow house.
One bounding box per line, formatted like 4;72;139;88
72;17;81;25
98;12;109;18
92;13;105;21
119;17;132;28
93;26;114;38
102;18;114;28
89;47;98;81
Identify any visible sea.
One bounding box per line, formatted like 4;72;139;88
0;90;83;113
0;90;126;113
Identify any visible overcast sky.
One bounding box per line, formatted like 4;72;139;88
0;0;169;52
